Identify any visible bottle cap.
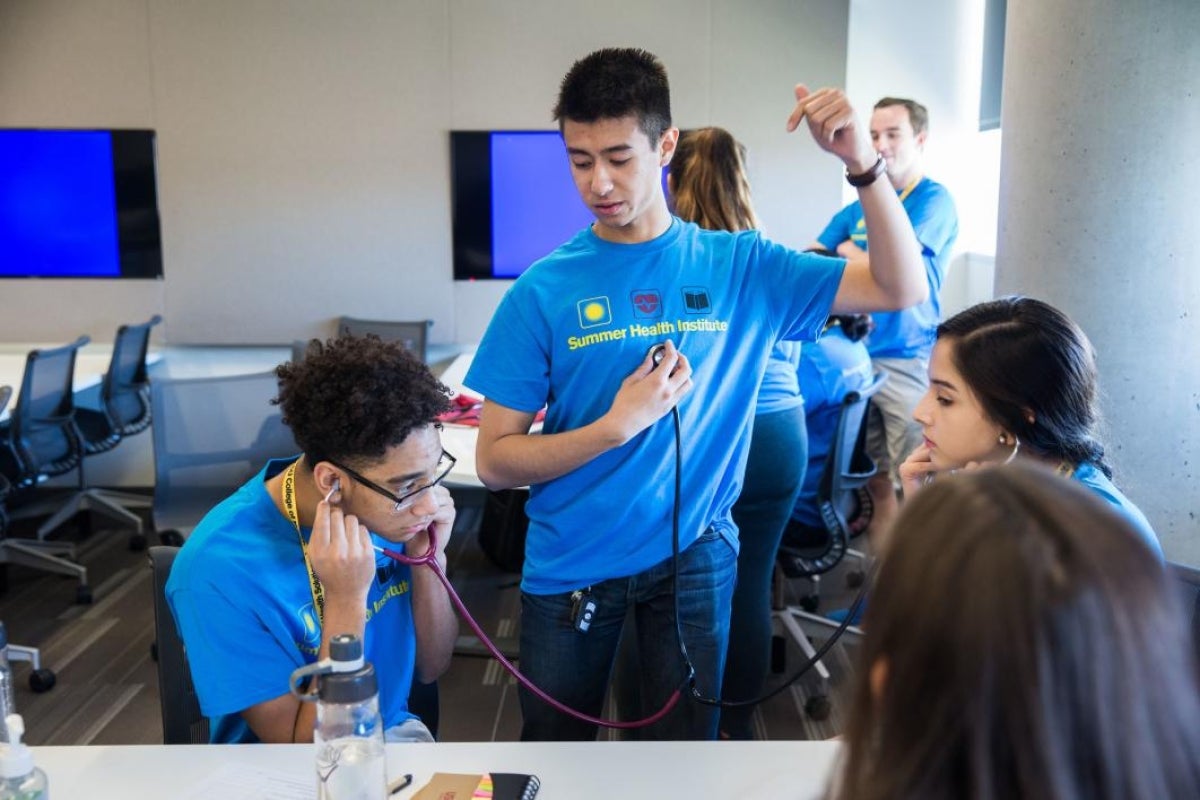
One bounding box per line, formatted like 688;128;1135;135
318;662;379;705
0;714;33;779
329;634;363;662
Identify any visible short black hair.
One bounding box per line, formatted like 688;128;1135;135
553;47;672;144
274;335;451;468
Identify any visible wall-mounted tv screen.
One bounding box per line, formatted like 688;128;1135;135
0;128;163;279
451;130;595;281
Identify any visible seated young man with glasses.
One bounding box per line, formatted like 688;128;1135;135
167;335;460;743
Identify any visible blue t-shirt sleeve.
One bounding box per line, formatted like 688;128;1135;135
908;184;958;258
170;585;303;718
753;237;845;344
464;284;551;413
816;203;860;252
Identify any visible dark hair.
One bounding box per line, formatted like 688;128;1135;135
937;296;1111;476
274;335;451;468
832;464;1200;800
553;47;672;145
669;127;759;232
874;96;929;136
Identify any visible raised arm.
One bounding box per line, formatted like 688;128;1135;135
475;341;693;490
787;85;925;313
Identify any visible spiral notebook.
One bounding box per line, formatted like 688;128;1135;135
412;771;540;800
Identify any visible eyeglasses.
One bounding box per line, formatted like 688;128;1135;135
329;450;457;513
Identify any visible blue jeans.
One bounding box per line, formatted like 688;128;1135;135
721;405;807;738
518;527;737;741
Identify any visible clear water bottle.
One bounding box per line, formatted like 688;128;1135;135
290;634;387;800
0;714;47;800
0;623;15;744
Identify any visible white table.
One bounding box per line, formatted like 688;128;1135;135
436;350;545;492
34;740;841;799
437;350;487;489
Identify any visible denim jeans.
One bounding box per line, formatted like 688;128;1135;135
518;527;737;741
721;405;808;738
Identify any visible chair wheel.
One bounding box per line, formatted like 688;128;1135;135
129;533;147;552
805;695;831;720
158;529;185;547
846;570;865;589
76;585;93;604
29;669;56;693
799;594;820;613
770;635;786;674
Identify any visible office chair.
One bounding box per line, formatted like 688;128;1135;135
336;317;433;362
148;546;209;744
0;619;56;695
71;315;164;551
772;370;887;720
290;339;310;365
150;370;299;544
0;338;94;603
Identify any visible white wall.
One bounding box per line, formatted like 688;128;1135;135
843;0;998;317
0;0;848;346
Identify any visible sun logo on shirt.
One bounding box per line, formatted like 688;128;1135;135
297;602;320;645
576;296;613;329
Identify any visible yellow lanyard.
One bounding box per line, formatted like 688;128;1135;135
282;460;325;626
853;176;922;237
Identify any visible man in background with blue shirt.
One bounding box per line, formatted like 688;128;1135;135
814;97;958;535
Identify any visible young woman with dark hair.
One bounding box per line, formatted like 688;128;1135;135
900;296;1161;557
830;464;1200;800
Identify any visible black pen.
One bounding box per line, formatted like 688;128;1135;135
388;774;414;795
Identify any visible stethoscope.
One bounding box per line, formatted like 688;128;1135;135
374;527;684;729
368;408;868;727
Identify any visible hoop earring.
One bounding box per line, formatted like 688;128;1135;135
1003;435;1022;464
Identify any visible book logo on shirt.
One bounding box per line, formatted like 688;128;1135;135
630;289;663;319
681;286;712;315
577;296;613;329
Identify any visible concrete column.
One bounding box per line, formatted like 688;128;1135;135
997;0;1200;561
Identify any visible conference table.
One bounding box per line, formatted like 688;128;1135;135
34;739;841;799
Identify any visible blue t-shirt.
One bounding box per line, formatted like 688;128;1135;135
817;177;958;359
465;218;844;594
757;340;803;415
1073;462;1163;560
792;326;874;527
166;458;419;743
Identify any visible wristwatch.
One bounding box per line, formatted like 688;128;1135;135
845;154;887;187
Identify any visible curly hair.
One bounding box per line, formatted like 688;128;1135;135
274;335;451;468
553;47;672;145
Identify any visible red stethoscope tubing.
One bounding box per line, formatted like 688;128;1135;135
377;530;681;729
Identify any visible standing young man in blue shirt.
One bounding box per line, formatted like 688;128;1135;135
814;97;959;534
464;48;925;741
